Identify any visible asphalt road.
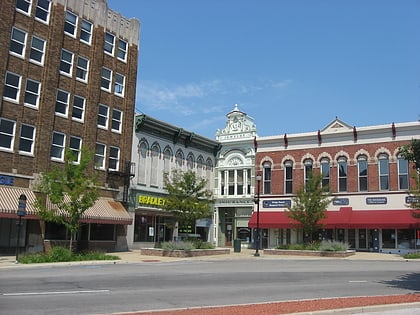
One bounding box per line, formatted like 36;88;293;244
1;259;420;315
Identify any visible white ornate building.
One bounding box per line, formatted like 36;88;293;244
214;105;258;247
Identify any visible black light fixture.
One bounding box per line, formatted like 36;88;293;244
254;174;262;257
15;194;27;264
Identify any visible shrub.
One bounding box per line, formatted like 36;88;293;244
161;241;195;250
403;252;420;259
319;240;349;252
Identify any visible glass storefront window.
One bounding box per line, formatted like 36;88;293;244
90;224;115;241
397;229;414;249
134;215;155;242
382;229;396;248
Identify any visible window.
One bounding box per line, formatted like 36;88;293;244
117;38;127;61
378;153;389;190
109;146;120;171
3;72;21;102
69;136;81;163
29;36;46;64
358;155;368;192
0;118;16;151
24;79;40;108
80;19;92;44
111;109;122;132
35;0;50;23
163;148;172;175
237;169;244;195
51;131;65;160
104;32;115;55
60;49;73;76
263;162;271;194
95;143;106;169
64;11;78;36
284;160;293;194
114;73;125;96
338;156;348;192
19;124;35;154
151;145;159;186
16;0;32;14
320;158;330;191
75;56;89;82
101;67;112;91
10;27;27;58
398;154;409;190
55;89;69;116
187;154;194;170
71;95;85;121
303;159;313;191
97;104;109;128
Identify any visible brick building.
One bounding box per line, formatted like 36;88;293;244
250;118;420;254
0;0;139;254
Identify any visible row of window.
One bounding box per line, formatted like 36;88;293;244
0;117;121;171
261;154;409;195
16;0;128;61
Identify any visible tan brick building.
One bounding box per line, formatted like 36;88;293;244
250;118;420;254
0;0;139;254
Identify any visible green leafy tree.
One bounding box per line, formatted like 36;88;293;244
34;148;99;252
286;172;332;243
163;170;213;237
399;138;420;212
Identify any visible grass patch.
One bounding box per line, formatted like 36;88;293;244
403;252;420;259
19;246;120;264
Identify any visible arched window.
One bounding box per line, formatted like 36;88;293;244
303;159;313;191
137;141;148;185
337;156;348;192
263;161;271;194
175;149;184;170
284;160;293;194
187;153;194;170
163;147;172;176
398;153;409;190
378;153;389;190
197;155;204;178
320;158;330;191
150;144;160;186
357;155;368;192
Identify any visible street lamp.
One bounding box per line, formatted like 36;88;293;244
15;194;27;264
254;174;262;257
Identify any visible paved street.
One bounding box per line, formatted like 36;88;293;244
1;250;420;314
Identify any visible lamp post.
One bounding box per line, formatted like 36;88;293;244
15;194;27;264
254;174;262;257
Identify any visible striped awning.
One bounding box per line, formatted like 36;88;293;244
0;187;39;219
0;186;132;225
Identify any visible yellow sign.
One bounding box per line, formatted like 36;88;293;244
138;195;166;207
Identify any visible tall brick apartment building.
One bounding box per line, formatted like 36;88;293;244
0;0;139;254
250;118;420;254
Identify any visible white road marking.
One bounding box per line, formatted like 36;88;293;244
3;289;109;296
348;280;368;283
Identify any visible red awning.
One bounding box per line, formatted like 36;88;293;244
248;208;420;229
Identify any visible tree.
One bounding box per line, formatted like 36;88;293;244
399;138;420;211
34;148;99;252
286;172;332;243
163;170;213;238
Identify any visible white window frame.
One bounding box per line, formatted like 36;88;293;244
29;35;46;65
378;153;389;191
114;73;125;97
19;123;36;155
109;146;120;171
398;154;409;190
117;38;127;62
55;89;69;117
104;32;115;56
76;55;89;82
35;0;51;24
101;67;112;91
95;142;106;170
50;131;66;161
97;104;109;129
111;109;122;133
80;19;93;45
3;72;22;103
16;0;32;15
0;118;16;152
69;135;82;164
71;95;85;122
64;10;78;37
10;27;27;58
60;49;74;76
24;78;41;108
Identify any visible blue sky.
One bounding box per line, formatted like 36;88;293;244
107;0;420;139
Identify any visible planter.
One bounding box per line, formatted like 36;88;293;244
140;248;230;258
264;249;355;257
